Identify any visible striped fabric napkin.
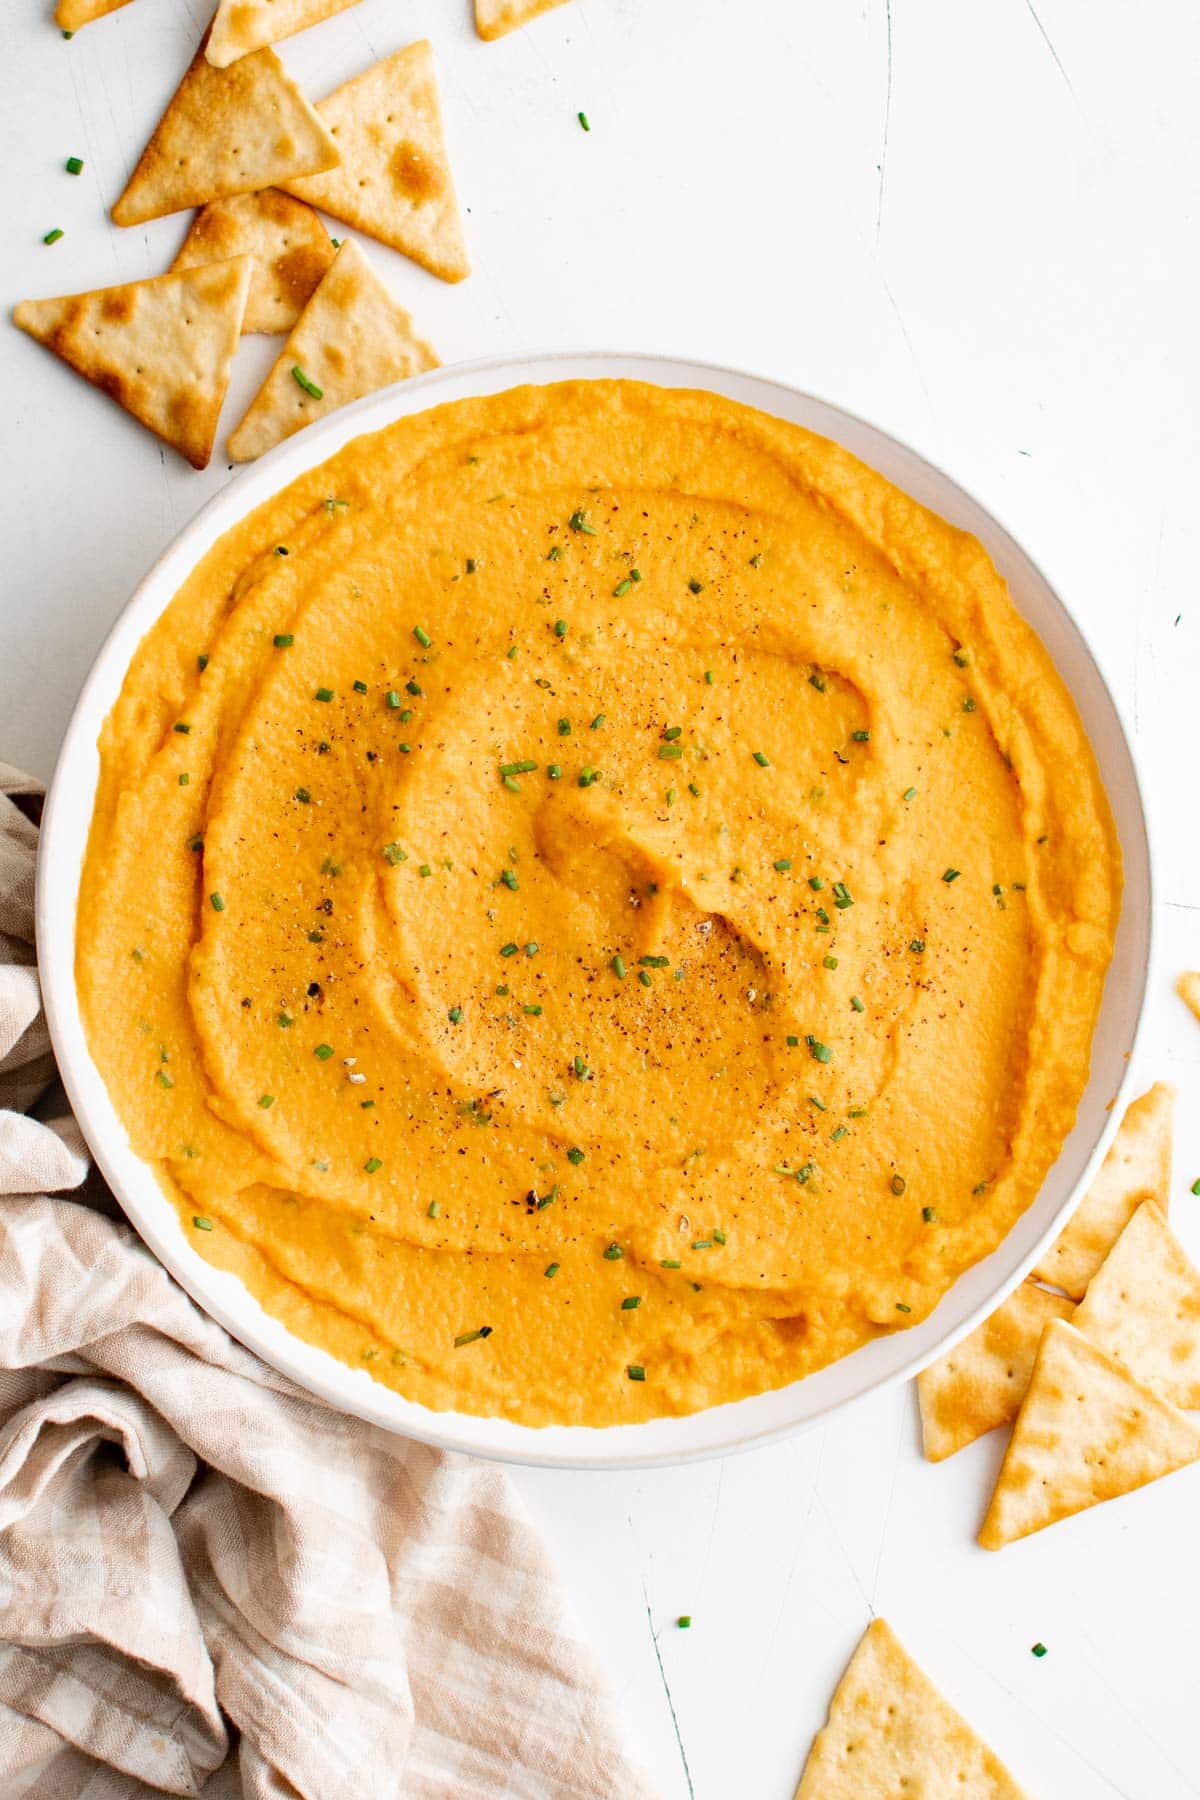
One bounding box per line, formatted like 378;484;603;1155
0;764;656;1800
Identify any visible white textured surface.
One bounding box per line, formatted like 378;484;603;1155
2;3;1198;1796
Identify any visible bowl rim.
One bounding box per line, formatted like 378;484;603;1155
35;347;1155;1470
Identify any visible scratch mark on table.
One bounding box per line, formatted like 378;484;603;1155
1078;1624;1195;1792
696;1460;725;1597
875;0;894;243
641;1573;695;1800
1023;0;1080;105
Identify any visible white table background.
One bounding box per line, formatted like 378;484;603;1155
3;2;1200;1795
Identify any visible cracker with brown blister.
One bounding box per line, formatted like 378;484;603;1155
474;0;571;41
171;190;335;334
1073;1201;1200;1407
228;239;438;462
14;257;252;469
1031;1081;1175;1299
112;40;339;227
207;0;363;68
978;1319;1200;1550
917;1281;1075;1463
283;41;469;283
1177;970;1200;1026
794;1617;1029;1799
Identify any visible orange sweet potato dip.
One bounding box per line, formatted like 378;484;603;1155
77;381;1120;1424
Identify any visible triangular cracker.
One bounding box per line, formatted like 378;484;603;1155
1074;1201;1200;1406
14;257;252;470
57;0;134;27
917;1282;1075;1463
1032;1082;1175;1299
795;1617;1029;1799
978;1319;1200;1550
112;40;339;227
228;239;438;462
282;41;469;283
171;190;335;334
1177;970;1200;1026
208;0;363;68
475;0;572;41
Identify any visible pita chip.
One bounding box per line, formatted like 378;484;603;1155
1177;970;1200;1026
57;0;133;27
14;257;252;470
112;41;339;227
208;0;363;68
794;1617;1028;1799
1032;1082;1175;1299
171;190;335;334
283;41;469;283
1074;1201;1200;1407
917;1282;1075;1463
978;1319;1200;1550
228;239;438;462
475;0;571;41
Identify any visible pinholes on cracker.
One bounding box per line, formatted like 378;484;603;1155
917;1281;1075;1463
171;190;335;335
1073;1200;1200;1407
794;1618;1029;1799
978;1319;1200;1550
56;0;134;27
14;257;252;469
474;0;572;42
112;39;339;227
228;239;438;461
207;0;364;68
282;41;469;283
1177;970;1200;1026
1031;1081;1175;1299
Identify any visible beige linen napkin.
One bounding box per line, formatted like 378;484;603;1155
0;763;656;1800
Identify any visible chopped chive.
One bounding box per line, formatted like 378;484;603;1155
427;1200;441;1218
786;1034;800;1046
557;717;572;736
382;842;407;865
591;713;606;730
688;579;704;594
448;1005;463;1023
419;864;432;878
578;766;600;787
406;679;422;696
612;954;627;979
314;1044;335;1060
666;787;677;805
752;750;770;767
677;1615;692;1629
364;1157;382;1174
292;365;323;399
903;786;917;801
626;1364;645;1381
809;671;827;693
500;942;518;957
896;1302;912;1313
712;1229;727;1245
455;1326;493;1347
523;1003;542;1016
664;726;682;740
66;155;84;174
258;1093;275;1109
413;625;432;648
848;1105;867;1117
774;858;792;872
830;1126;848;1143
174;721;191;735
548;762;562;779
502;776;521;793
704;669;715;685
315;687;334;702
197;653;209;671
942;868;961;883
294;787;311;804
909;939;926;953
661;1258;681;1269
568;508;596;535
192;1216;214;1231
638;970;652;987
639;955;669;967
500;868;518;890
188;834;203;852
1032;1643;1048;1658
578;110;590;131
386;689;402;709
808;1040;832;1064
923;1206;938;1222
850;995;865;1013
963;696;976;712
890;1174;906;1195
658;743;683;760
809;876;824;891
567;1147;585;1165
622;1296;642;1310
545;1262;560;1278
823;954;838;970
851;729;870;742
953;648;970;667
277;1013;293;1028
691;1239;714;1251
613;578;633;597
155;1068;174;1089
500;759;538;776
209;892;225;912
524;941;539;957
274;633;294;648
832;882;853;909
179;773;190;787
43;227;64;244
603;1243;624;1260
574;1054;590;1079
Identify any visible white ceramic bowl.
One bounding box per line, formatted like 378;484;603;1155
36;352;1153;1469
